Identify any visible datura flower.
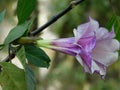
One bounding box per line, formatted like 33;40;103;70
36;17;119;79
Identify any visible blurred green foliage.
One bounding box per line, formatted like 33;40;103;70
0;0;16;20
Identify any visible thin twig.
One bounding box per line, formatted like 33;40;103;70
1;45;20;63
0;46;15;71
2;53;15;62
8;44;11;60
30;0;85;36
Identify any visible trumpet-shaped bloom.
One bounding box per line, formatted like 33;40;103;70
36;17;119;78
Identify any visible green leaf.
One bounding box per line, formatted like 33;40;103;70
106;15;120;41
0;10;6;23
106;15;116;31
17;0;36;24
114;16;120;41
16;46;36;90
24;45;50;68
4;20;32;45
16;46;26;66
0;62;27;90
24;18;34;36
25;65;36;90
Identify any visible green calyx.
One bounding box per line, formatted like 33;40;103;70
36;39;52;48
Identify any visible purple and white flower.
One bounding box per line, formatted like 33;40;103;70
36;17;119;78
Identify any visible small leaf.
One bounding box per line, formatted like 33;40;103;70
114;16;120;41
25;65;36;90
106;15;116;31
24;18;35;36
17;0;36;24
4;20;32;44
25;45;50;68
0;10;6;23
16;46;26;66
16;46;36;90
0;62;27;90
106;15;120;41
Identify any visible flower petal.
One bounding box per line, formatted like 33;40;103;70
51;45;80;56
76;48;93;71
92;39;119;66
73;17;99;41
95;27;115;40
76;55;91;73
91;60;106;79
52;37;75;47
77;36;96;52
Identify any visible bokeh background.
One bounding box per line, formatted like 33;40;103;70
0;0;120;90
